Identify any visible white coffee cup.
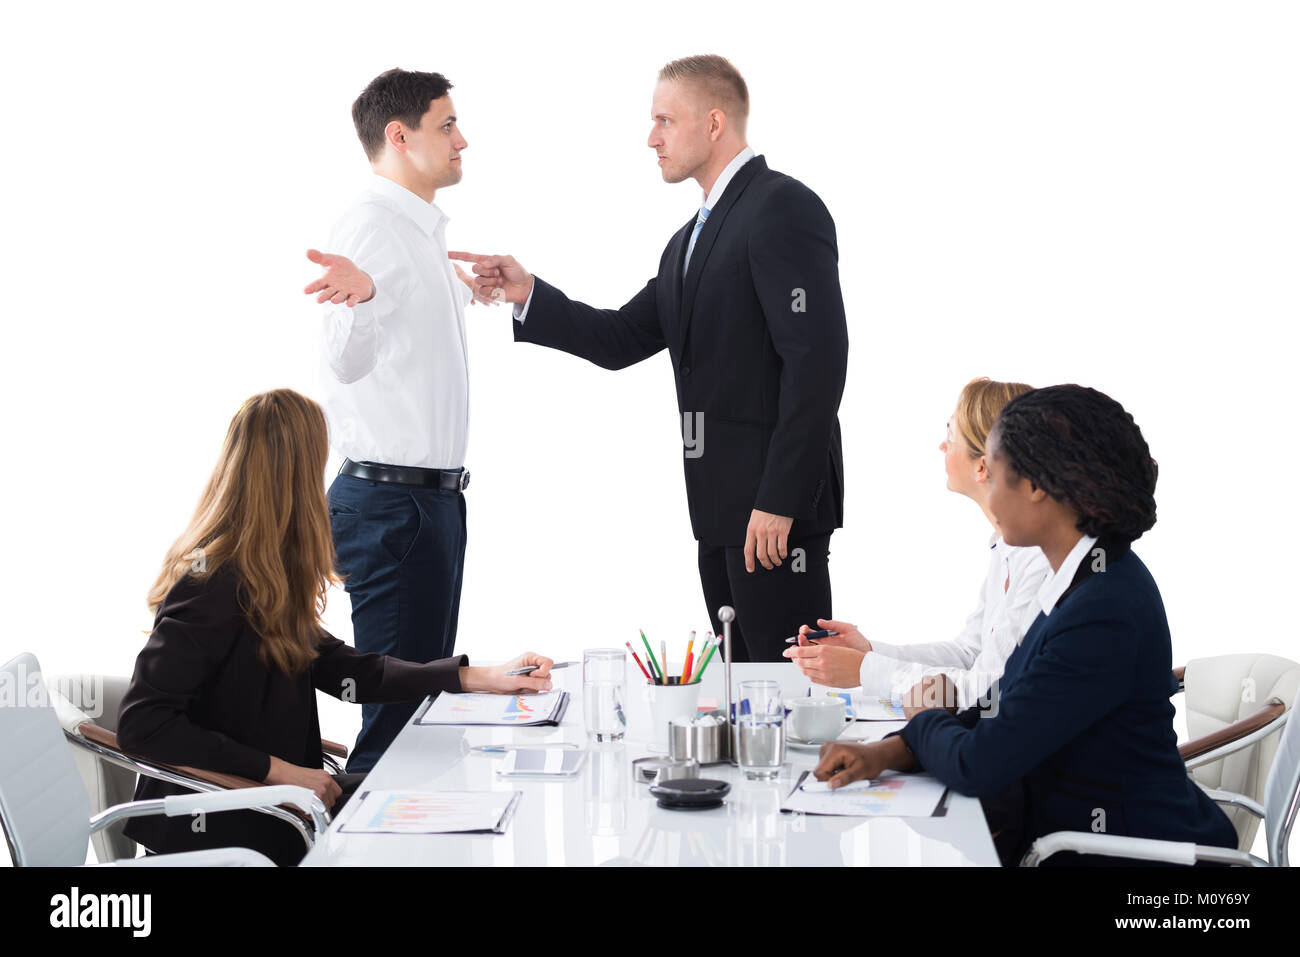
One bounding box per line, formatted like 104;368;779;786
786;696;846;743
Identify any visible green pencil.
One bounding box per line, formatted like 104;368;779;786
693;638;720;682
640;629;662;684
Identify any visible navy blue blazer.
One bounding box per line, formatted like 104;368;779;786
902;540;1236;861
513;155;848;547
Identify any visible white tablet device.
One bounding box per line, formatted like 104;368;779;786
495;748;588;778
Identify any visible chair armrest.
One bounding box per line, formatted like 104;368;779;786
321;738;349;759
1201;787;1267;820
69;721;326;849
107;848;277;867
76;721;265;790
1020;831;1267;867
1172;665;1186;693
1180;700;1288;768
89;785;328;837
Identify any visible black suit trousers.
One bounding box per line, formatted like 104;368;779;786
697;532;832;662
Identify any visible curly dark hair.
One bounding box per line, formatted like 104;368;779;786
990;385;1158;542
352;68;453;162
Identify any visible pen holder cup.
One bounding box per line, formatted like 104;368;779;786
646;681;701;753
669;709;732;765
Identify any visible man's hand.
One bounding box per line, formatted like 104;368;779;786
265;755;342;809
448;251;534;305
460;652;555;694
783;634;865;687
744;509;794;572
901;673;959;719
304;249;375;307
452;262;505;306
796;618;871;653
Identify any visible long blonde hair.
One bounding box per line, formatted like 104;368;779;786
955;377;1035;459
148;389;339;675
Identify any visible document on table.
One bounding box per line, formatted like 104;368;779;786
806;685;906;721
339;790;522;835
781;770;948;818
413;690;570;726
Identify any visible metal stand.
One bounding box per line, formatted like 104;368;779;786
719;605;737;766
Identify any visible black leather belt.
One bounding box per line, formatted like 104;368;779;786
341;458;470;491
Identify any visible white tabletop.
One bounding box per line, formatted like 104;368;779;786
302;662;998;866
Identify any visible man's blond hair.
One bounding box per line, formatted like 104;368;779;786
658;54;749;129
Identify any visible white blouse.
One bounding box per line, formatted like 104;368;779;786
860;534;1053;708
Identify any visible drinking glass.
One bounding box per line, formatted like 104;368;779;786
737;679;784;780
583;648;627;742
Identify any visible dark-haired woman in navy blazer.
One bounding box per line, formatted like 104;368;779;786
814;384;1237;865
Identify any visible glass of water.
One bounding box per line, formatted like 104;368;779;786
583;648;627;743
737;679;785;780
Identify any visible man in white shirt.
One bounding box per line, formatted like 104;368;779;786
304;68;485;773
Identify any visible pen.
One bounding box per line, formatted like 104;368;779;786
506;665;539;675
784;629;839;644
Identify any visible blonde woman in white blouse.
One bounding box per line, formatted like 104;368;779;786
784;378;1053;713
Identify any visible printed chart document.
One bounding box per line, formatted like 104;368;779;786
339;790;521;835
414;690;570;727
807;684;906;721
781;770;948;818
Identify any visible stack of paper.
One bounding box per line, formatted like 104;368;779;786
780;770;947;818
339;790;521;835
414;690;570;727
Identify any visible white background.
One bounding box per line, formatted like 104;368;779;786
2;1;1297;861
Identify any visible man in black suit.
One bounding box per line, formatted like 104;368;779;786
464;55;849;661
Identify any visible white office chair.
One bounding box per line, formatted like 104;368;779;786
1175;654;1299;850
1021;705;1299;866
46;670;349;863
0;652;327;867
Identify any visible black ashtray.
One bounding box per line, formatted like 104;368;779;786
648;778;731;811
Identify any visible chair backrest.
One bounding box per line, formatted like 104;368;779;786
0;653;92;866
1262;709;1300;866
48;674;137;863
1184;653;1300;849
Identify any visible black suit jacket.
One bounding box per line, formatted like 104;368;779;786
117;562;466;863
514;155;848;547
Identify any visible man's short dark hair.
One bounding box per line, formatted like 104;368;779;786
351;68;453;162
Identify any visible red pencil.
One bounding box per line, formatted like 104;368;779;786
625;641;652;681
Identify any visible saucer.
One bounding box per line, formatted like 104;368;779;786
786;732;841;751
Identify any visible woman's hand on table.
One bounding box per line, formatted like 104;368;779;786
460;652;554;694
813;736;915;789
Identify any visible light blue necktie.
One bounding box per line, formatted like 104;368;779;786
683;206;710;274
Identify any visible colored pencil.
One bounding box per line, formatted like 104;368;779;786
640;629;662;684
625;641;652;681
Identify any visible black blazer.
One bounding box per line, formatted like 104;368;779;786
903;541;1237;864
514;155;849;547
117;562;466;863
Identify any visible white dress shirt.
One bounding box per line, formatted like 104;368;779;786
860;535;1054;708
513;146;757;322
320;174;473;469
1033;533;1100;616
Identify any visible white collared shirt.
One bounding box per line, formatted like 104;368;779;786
514;146;757;322
1034;533;1100;616
860;535;1054;708
320;173;473;469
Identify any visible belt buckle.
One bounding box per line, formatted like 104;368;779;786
458;469;471;491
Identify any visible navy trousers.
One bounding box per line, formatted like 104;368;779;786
328;470;467;773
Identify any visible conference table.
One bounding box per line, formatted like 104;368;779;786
302;662;999;866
